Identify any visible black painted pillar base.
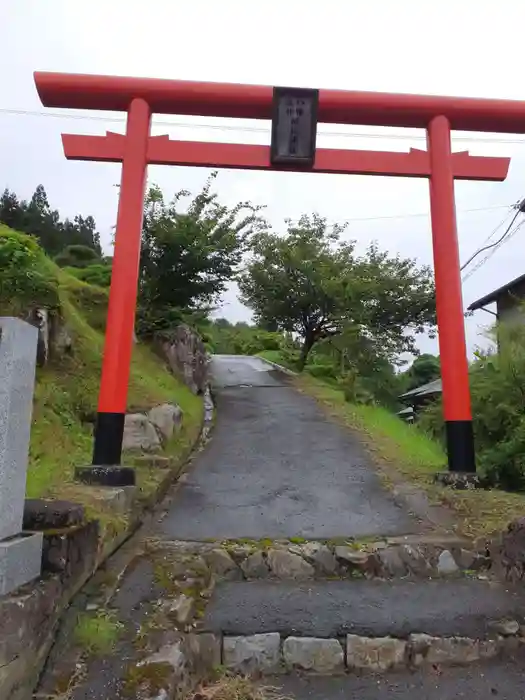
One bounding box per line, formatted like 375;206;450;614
75;411;135;487
445;419;476;473
92;412;126;467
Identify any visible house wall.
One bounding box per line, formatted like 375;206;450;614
496;280;525;325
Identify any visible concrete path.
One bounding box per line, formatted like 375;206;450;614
204;578;525;638
160;355;416;540
268;654;525;700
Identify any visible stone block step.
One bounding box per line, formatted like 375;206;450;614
263;653;525;699
202;578;525;639
206;631;519;676
147;535;492;581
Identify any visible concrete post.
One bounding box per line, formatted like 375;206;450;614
0;318;43;596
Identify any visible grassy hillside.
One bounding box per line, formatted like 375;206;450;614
0;225;203;504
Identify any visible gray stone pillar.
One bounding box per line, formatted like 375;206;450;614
0;318;43;596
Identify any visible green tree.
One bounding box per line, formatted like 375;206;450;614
205;318;283;356
0;185;102;255
238;214;436;370
0;189;25;231
213;317;232;329
403;353;441;390
137;173;266;337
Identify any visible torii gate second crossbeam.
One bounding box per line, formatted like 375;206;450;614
34;72;515;482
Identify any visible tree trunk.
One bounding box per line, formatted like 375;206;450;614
298;335;315;371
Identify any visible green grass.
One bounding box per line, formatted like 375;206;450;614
293;372;525;537
256;349;297;371
24;262;203;502
341;401;445;476
74;609;124;655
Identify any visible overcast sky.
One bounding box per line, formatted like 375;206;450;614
3;0;525;357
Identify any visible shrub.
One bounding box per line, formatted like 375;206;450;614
418;399;445;443
480;417;525;491
0;226;59;314
419;321;525;491
469;324;525;489
338;370;375;405
258;332;281;351
204;322;285;357
54;244;100;268
60;273;109;332
65;262;112;287
306;361;338;381
278;344;301;370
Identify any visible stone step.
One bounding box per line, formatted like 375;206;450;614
202;578;525;639
262;653;525;699
195;578;525;675
146;534;492;581
196;630;524;676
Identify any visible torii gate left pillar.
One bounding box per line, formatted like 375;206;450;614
34;72;513;481
91;98;151;469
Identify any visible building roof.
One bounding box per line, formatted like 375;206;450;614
399;378;442;400
397;406;415;416
468;272;525;311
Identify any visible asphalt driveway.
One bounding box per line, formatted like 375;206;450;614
160;355;416;539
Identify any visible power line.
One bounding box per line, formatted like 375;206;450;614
462;219;525;283
460;207;521;271
2;105;525;147
474;210;516;248
3;104;519;269
285;204;510;227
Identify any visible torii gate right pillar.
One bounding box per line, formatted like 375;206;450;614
427;115;475;473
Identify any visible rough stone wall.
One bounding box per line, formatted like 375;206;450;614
156;323;209;395
27;308;72;368
0;520;100;700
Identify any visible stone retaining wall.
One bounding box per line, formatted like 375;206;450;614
0;391;212;700
146;534;492;581
156;324;209;395
187;629;524;675
0;521;100;699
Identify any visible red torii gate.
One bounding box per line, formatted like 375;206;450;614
34;72;515;481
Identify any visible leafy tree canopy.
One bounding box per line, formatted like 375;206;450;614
403;353;441;391
137;172;267;338
238;214;436;369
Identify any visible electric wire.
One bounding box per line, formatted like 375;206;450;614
460;207;521;272
2;106;525;147
462;219;525;283
4;105;523;280
284;204;510;228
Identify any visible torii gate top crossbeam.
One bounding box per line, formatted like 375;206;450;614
34;71;525;133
